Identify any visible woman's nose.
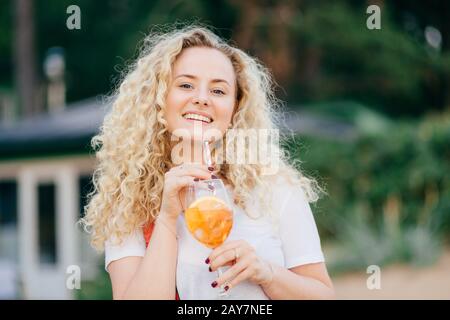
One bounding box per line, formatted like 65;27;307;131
192;96;210;106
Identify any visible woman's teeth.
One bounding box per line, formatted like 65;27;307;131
182;113;212;123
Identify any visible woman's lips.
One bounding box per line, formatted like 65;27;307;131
183;117;212;125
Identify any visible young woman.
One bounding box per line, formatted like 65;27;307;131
81;25;334;300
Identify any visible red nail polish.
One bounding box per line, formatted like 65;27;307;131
224;285;229;291
208;167;214;171
211;174;218;179
211;281;218;288
205;258;210;264
194;178;199;181
208;266;212;272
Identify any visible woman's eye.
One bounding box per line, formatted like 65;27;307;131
212;89;225;95
179;83;193;89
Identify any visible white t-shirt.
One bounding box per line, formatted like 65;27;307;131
105;177;325;300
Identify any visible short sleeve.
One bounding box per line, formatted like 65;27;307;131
278;185;325;269
104;230;146;272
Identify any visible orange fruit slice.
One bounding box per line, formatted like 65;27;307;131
185;196;233;248
188;196;227;210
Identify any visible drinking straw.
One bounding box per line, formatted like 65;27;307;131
203;140;216;194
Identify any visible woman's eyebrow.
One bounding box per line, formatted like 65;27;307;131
175;74;230;86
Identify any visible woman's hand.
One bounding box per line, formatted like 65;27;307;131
207;240;274;290
160;163;213;220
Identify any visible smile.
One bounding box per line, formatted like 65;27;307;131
182;113;213;124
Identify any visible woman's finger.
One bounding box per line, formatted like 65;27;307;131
209;248;240;272
171;163;212;173
208;240;249;265
224;267;255;290
214;258;248;288
170;164;213;180
170;176;201;191
166;169;212;184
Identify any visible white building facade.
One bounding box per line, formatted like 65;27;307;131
0;98;107;299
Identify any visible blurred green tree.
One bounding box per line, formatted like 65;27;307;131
1;0;449;118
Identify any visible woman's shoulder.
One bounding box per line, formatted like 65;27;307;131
104;226;146;249
104;227;146;272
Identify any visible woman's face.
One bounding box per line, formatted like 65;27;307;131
165;47;237;141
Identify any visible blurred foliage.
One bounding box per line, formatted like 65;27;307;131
285;107;450;273
290;1;447;116
325;214;442;275
33;0;236;103
1;0;237;103
302;100;394;135
1;0;450;117
0;0;13;90
76;269;112;300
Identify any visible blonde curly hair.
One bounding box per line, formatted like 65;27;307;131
81;24;322;251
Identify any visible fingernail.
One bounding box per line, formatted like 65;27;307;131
211;281;218;288
208;266;212;272
205;258;210;264
194;178;199;182
208;166;214;171
211;174;218;179
208;185;215;191
224;285;229;291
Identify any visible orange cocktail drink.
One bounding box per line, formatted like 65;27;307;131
185;196;233;248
